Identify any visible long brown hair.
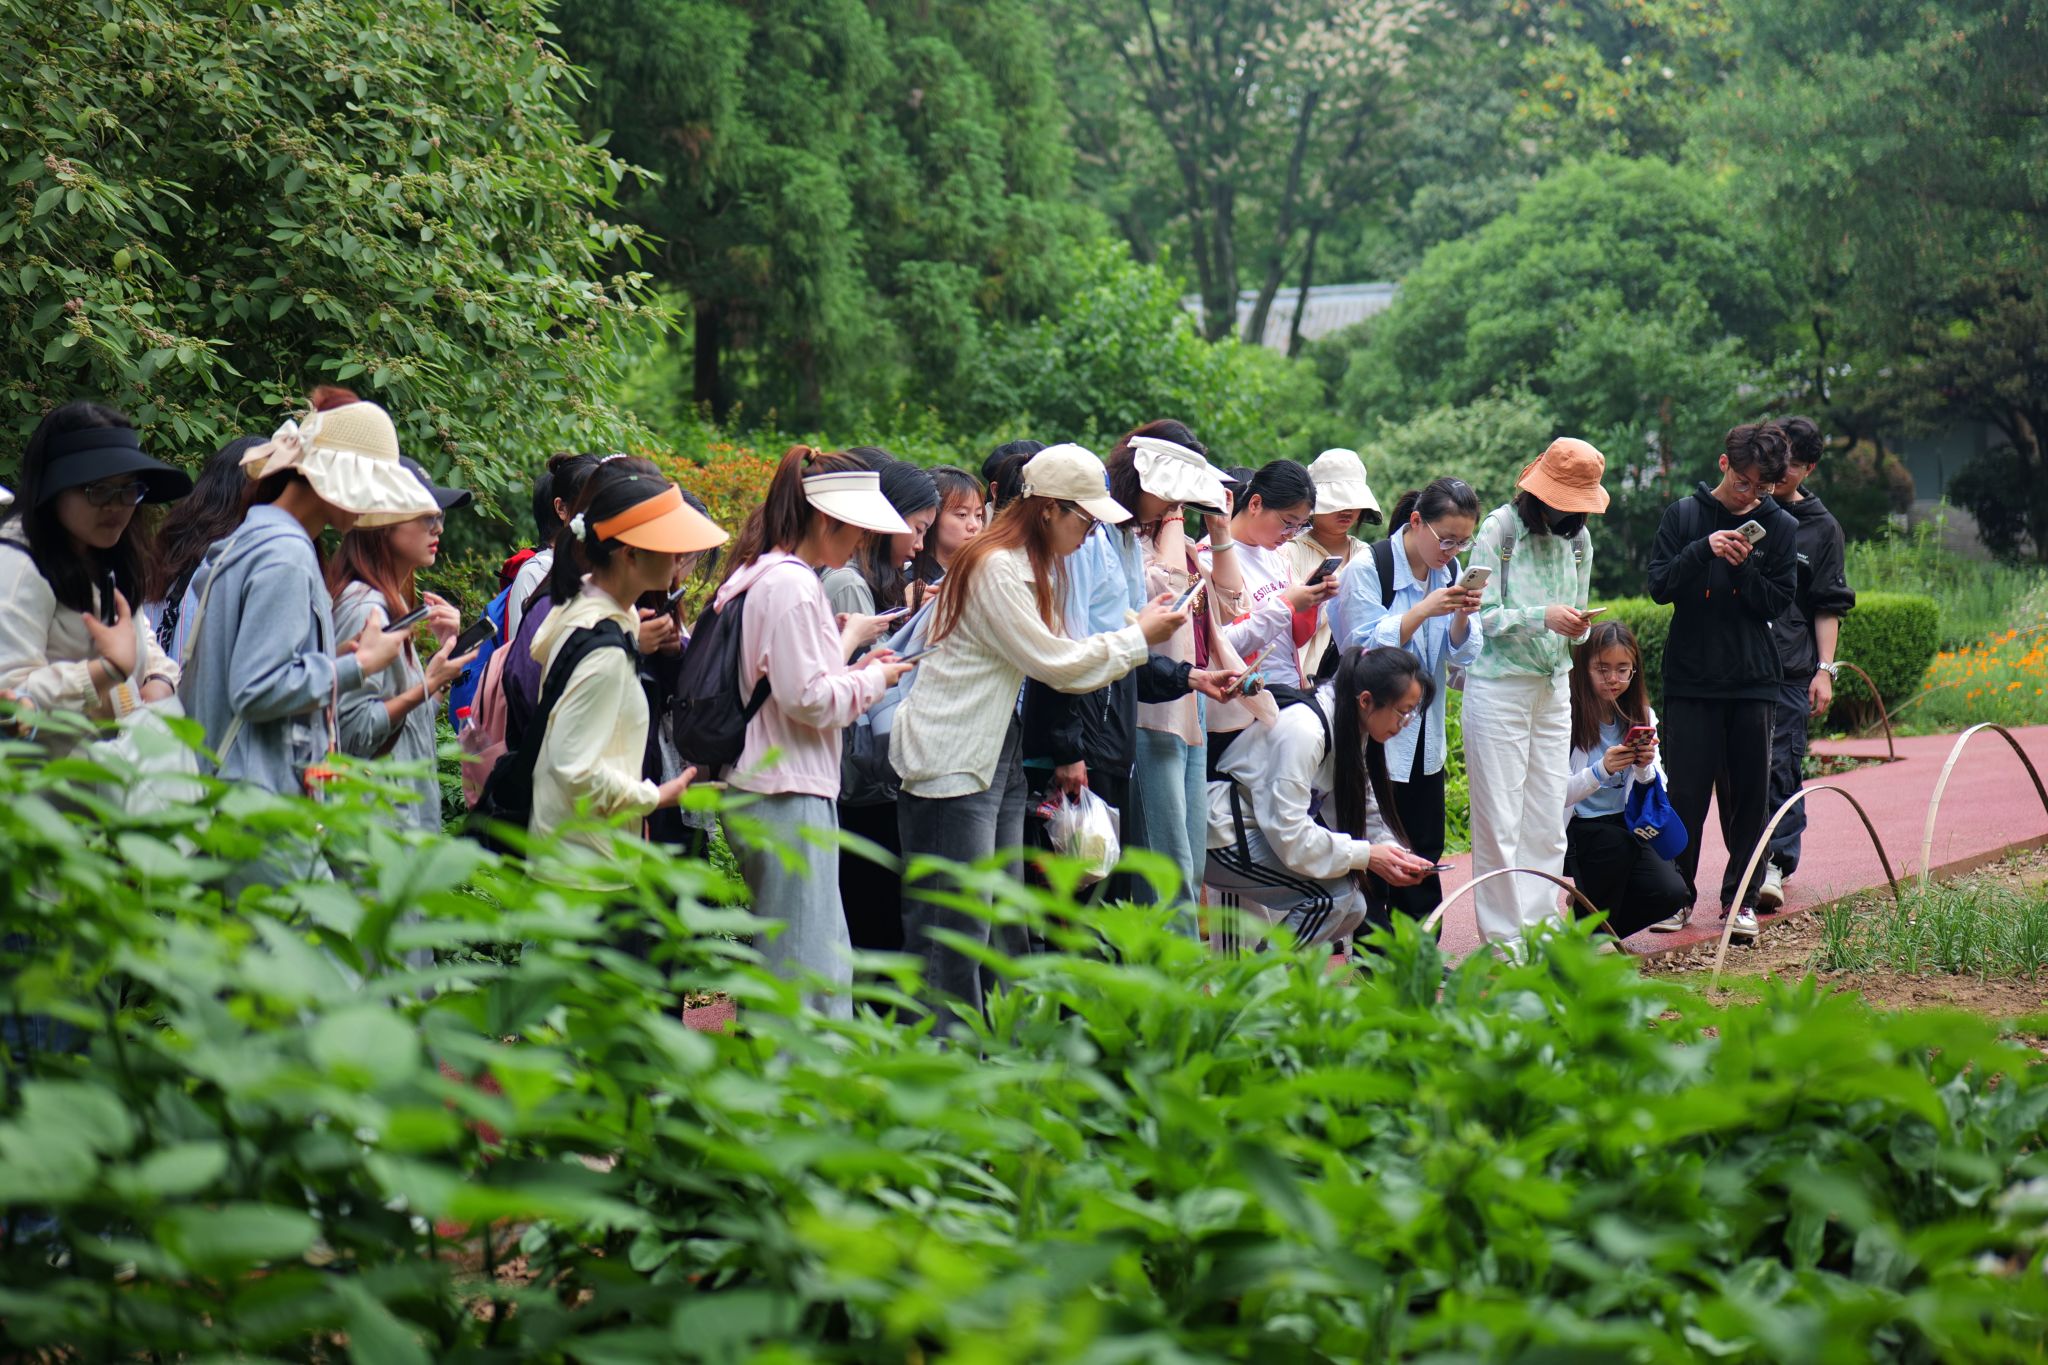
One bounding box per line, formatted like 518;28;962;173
719;444;870;581
928;495;1071;645
326;523;423;660
1569;620;1650;753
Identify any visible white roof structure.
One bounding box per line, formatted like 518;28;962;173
1184;281;1399;350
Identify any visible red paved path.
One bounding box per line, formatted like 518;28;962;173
1432;725;2048;958
680;725;2048;1029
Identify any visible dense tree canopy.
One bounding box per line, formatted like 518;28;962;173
1;0;659;510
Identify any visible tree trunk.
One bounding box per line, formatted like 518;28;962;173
1286;222;1322;359
692;297;726;422
1246;89;1321;348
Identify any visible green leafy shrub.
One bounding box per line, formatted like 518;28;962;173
1846;517;2047;650
1359;389;1557;512
1598;596;1673;710
1834;592;1941;727
4;723;2048;1360
0;0;661;517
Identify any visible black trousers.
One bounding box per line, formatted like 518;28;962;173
1565;814;1692;938
1365;765;1447;933
1766;678;1810;875
1662;695;1775;911
839;800;905;954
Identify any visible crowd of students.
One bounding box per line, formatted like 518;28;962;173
0;390;1854;1022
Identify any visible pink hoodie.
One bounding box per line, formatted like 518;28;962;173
714;551;888;799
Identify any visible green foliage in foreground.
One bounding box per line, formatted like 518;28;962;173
2;733;2047;1361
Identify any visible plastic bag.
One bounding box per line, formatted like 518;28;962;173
1044;788;1121;885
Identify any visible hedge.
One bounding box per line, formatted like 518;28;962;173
1593;593;1937;727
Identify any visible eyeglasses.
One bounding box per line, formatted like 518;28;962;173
82;479;147;508
1590;663;1636;681
1423;521;1474;554
1393;706;1419;728
416;514;446;533
1057;502;1099;529
1277;515;1313;537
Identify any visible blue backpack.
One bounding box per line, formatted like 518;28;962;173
448;584;511;725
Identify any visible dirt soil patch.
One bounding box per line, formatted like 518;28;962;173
1641;851;2048;1026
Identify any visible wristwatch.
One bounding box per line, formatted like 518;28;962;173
1816;661;1840;679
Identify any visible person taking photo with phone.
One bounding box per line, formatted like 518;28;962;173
0;401;192;755
329;459;481;833
1332;476;1485;925
1462;438;1608;953
1758;416;1856;913
1285;448;1381;683
1563;622;1689;939
892;443;1190;1031
1646;422;1799;942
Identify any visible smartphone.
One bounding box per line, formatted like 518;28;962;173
877;606;911;621
667;584;687;606
1430;862;1456;873
1171;579;1204;613
895;644;937;665
382;604;430;634
1737;519;1767;545
1458;564;1493;593
1304;556;1343;587
1625;724;1656;745
451;615;497;656
1584;606;1608;618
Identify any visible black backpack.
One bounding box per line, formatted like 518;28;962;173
470;620;634;847
670;588;772;776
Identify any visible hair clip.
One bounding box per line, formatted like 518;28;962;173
598;452;629;464
569;512;588;540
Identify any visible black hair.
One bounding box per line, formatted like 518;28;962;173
1725;422;1791;484
1514;490;1586;540
851;461;938;611
1107;419;1204;523
1239;459;1316;518
1389;476;1482;532
912;466;985;581
530;467;559;541
1330;645;1427;853
846;445;896;470
525;452;602;613
7;401;156;615
155;434;263;607
983;439;1043;511
1776;416;1823;468
547;456;669;604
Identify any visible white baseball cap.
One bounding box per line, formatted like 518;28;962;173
1308;448;1382;520
802;469;912;535
1019;443;1131;524
1130;435;1231;514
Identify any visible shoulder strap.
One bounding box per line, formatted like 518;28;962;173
712;587;774;721
1373;536;1397;611
510;619;635;783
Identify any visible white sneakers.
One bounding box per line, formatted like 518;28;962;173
1729;907;1760;943
1648;905;1692;933
1758;863;1786;910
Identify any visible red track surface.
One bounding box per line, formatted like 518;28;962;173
679;725;2048;1029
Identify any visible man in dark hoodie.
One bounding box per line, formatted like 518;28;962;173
1759;416;1856;911
1646;423;1799;943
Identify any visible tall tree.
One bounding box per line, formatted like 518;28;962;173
1051;0;1442;342
557;0;1089;426
0;0;658;507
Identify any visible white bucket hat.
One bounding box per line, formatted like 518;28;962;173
1129;435;1230;514
1308;447;1382;520
241;401;442;527
803;468;912;535
1019;443;1131;524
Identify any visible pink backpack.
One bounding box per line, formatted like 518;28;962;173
458;642;513;807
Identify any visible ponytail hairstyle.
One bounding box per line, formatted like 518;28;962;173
911;465;986;581
9;400;160;613
1388;476;1481;534
1329;645;1427;852
982;439;1044;512
1724;421;1791;485
1569;620;1650;754
1237;459;1316;518
719;444;875;584
547;455;668;604
1106;418;1204;521
519;452;601;616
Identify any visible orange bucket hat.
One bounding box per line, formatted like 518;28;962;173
1516;437;1610;514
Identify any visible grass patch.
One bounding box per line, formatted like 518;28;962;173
1845;516;2048;650
1814;880;2048;979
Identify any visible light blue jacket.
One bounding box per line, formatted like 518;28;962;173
1331;528;1483;778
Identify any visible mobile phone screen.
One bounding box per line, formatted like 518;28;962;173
453;616;497;655
383;604;430;634
1305;556;1342;587
1172;580;1204;612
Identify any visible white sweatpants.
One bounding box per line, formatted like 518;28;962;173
1462;671;1572;943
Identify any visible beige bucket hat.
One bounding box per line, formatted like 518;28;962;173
1307;448;1382;520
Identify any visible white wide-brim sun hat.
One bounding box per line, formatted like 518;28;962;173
1129;435;1231;514
803;469;913;535
1307;447;1382;519
241;401;443;527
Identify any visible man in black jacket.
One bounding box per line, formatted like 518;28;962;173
1646;423;1799;943
1759;417;1856;910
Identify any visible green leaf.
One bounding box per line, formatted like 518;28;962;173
309;1004;421;1089
159;1203;318;1274
111;1141;231;1202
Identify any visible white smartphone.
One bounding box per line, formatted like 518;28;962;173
1172;580;1204;613
1737;520;1767;545
1458;564;1492;592
1584;606;1608;617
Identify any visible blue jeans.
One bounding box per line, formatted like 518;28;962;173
1134;726;1206;927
